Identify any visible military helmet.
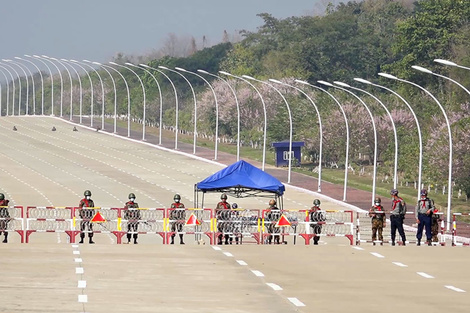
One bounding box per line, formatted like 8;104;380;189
84;190;92;197
221;193;228;200
232;203;238;209
0;193;4;200
174;194;181;201
313;199;321;206
420;189;427;196
390;189;399;196
269;199;276;206
374;197;381;204
128;193;136;199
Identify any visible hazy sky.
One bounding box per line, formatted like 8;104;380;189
0;0;338;64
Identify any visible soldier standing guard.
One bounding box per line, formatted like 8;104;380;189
431;208;441;243
390;189;406;246
415;189;434;246
124;193;140;244
79;190;95;244
0;193;10;243
216;193;231;245
266;199;281;245
309;199;325;245
369;197;386;245
170;194;185;245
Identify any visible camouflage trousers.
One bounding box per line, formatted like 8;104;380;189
371;219;384;242
431;220;440;242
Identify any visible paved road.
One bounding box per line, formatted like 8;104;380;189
0;116;468;313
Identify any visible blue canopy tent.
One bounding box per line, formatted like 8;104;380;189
194;160;285;208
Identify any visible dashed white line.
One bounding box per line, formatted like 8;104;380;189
236;260;247;266
78;280;87;288
352;246;364;250
266;283;283;291
223;252;233;257
75;267;84;274
74;258;83;263
212;246;222;251
370;252;385;258
392;262;408;267
73;250;80;255
251;270;265;277
417;272;434;279
288;297;306;307
71;244;79;248
78;295;88;303
445;285;465;293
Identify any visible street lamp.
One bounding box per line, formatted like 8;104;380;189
49;57;73;118
323;80;378;205
176;67;219;159
37;55;63;116
379;72;453;229
61;59;83;121
270;79;323;192
0;65;15;116
338;81;399;189
244;75;293;183
83;60;105;129
28;55;54;115
0;68;10;116
413;65;470;97
1;61;21;115
295;79;350;201
16;56;43;115
158;65;195;151
220;71;267;171
7;60;33;115
198;69;241;162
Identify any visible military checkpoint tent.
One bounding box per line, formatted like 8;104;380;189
194;160;285;209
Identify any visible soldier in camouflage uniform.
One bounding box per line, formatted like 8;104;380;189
431;208;441;243
216;193;231;245
124;193;140;244
266;199;281;244
310;199;325;245
0;193;10;243
78;190;95;244
369;197;386;245
170;194;185;245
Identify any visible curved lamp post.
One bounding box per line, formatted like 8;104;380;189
61;59;83;121
37;55;63;116
198;69;241;162
158;65;196;151
74;60;96;124
1;61;21;116
15;57;41;115
0;68;10;116
295;80;350;201
220;71;267;171
83;60;105;129
244;75;293;183
339;82;399;189
0;66;15;116
28;55;53;115
270;79;323;192
8;60;33;115
379;72;453;229
49;57;73;118
324;80;378;205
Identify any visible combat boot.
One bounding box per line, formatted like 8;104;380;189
134;239;138;244
89;238;95;244
179;234;185;245
2;238;7;243
427;240;432;246
417;240;421;246
79;235;85;244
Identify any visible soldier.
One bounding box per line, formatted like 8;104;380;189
415;189;434;246
369;197;386;245
78;190;95;244
309;199;325;245
431;208;441;243
266;199;281;244
0;193;10;243
229;203;240;245
170;194;185;245
390;189;406;246
216;193;231;245
124;193;140;244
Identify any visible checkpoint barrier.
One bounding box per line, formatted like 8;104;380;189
261;209;354;245
452;213;470;246
116;208;165;244
26;206;75;243
0;206;24;243
214;208;261;244
166;208;213;244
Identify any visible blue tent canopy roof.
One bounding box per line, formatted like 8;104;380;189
196;160;285;197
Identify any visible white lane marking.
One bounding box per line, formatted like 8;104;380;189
71;244;79;248
73;250;80;255
74;258;83;263
392;262;408;267
78;280;87;288
251;270;265;277
78;295;88;303
266;283;283;291
417;272;434;279
370;252;385;258
288;297;306;307
445;285;466;293
212;246;222;251
223;252;233;257
236;260;247;266
353;246;364;250
76;267;84;274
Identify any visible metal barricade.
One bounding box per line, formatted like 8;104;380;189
299;210;354;245
452;213;470;246
167;208;213;245
72;207;119;243
117;208;165;244
25;206;73;243
213;208;261;244
0;206;24;243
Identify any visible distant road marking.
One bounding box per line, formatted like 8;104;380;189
352;247;364;250
236;260;247;266
72;244;79;248
78;280;87;288
251;270;264;277
212;246;222;251
370;252;384;258
74;258;83;263
417;272;434;279
392;262;408;267
76;267;84;274
288;298;305;307
223;252;233;257
78;295;88;303
73;250;80;255
445;285;465;293
266;283;283;291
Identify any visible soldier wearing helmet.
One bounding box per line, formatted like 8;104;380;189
266;199;281;244
124;193;140;244
0;193;11;243
78;190;95;244
389;189;406;246
228;203;241;245
309;199;325;245
369;197;386;245
216;193;231;245
170;194;185;245
415;189;434;246
431;207;441;243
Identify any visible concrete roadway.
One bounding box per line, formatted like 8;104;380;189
0;116;469;312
